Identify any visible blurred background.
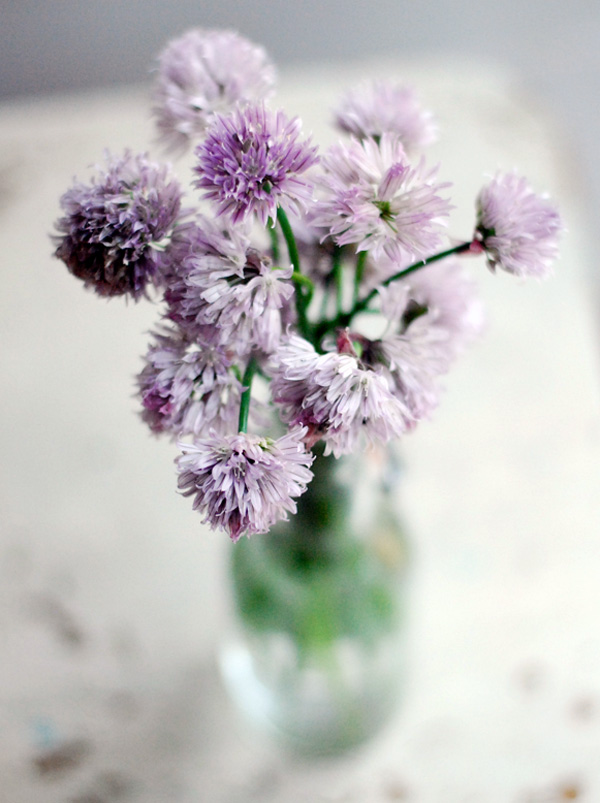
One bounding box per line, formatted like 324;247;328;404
2;0;598;107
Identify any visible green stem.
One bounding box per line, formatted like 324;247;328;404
353;250;368;306
267;218;280;263
314;240;474;342
371;241;473;297
277;206;312;340
277;207;300;273
238;356;257;434
291;271;315;293
332;247;344;317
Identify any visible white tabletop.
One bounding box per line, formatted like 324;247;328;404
1;59;599;802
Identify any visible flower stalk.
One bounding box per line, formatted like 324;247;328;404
353;250;368;306
313;240;475;343
238;356;258;434
277;206;312;339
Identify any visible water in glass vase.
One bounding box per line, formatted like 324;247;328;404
219;445;410;755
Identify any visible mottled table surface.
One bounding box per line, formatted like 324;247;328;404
1;59;599;802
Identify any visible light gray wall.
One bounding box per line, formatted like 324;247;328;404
0;1;596;100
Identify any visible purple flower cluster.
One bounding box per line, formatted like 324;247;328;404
54;151;182;299
269;258;482;455
269;334;410;457
311;134;451;262
138;326;242;437
163;215;295;354
152;28;276;152
194;103;319;226
52;27;564;541
377;259;484;361
475;172;563;278
176;428;314;541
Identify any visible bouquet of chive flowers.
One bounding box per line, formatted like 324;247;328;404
53;28;563;544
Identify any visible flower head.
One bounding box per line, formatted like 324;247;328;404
193;103;319;226
152;28;276;151
367;334;446;425
54;150;182;299
176;428;314;540
377;258;484;361
311;134;451;262
165;215;294;354
333;80;436;152
359;259;484;422
138;326;242;438
475;172;563;278
269;334;410;457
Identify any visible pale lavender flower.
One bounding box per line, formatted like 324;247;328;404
54;150;182;299
176;428;314;541
311;134;451;263
367;333;446;425
269;333;410;457
153;217;202;290
333;81;436;152
377;258;485;360
163;215;249;326
194;103;319;226
152;28;276;152
475;172;563;278
365;260;483;422
138;326;242;437
166;215;295;354
196;254;295;354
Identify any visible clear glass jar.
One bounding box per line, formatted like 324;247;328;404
219;445;410;755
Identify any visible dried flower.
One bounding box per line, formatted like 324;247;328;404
333;80;436;152
176;428;314;540
193;103;319;226
311;134;451;263
152;28;276;151
475;172;563;278
269;334;410;457
54;150;182;299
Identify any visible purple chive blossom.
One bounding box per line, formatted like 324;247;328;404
193;103;319;226
311;134;451;263
367;332;447;425
333;80;437;152
165;215;294;354
161;215;247;312
152;217;202;290
359;260;483;422
54;150;182;299
269;334;410;457
377;258;485;360
475;172;563;278
138;326;242;438
176;428;314;541
152;28;276;152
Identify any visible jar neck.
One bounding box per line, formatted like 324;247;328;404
264;446;364;569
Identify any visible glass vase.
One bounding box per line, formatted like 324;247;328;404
219;445;410;755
